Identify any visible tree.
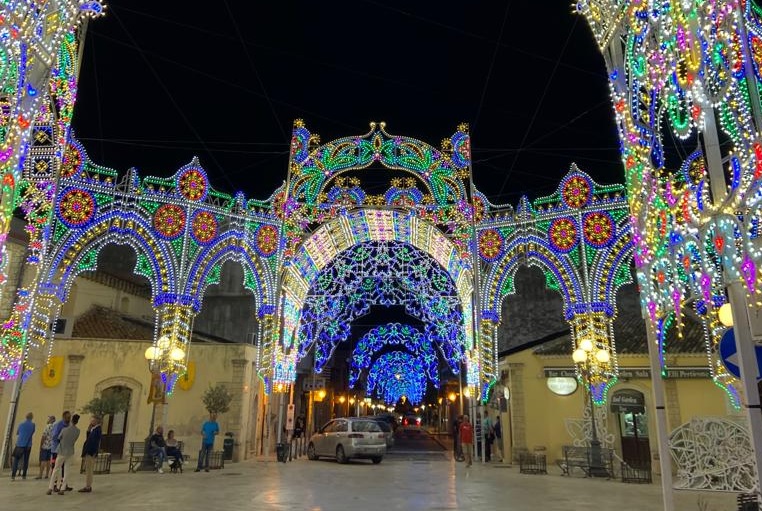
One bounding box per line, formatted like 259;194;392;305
202;384;232;415
82;389;130;418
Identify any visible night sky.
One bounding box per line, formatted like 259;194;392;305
71;1;622;205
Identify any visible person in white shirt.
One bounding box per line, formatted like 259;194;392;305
47;414;80;496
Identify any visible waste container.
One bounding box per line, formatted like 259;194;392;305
223;432;234;461
276;443;290;463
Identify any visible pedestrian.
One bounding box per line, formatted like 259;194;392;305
195;413;219;472
11;412;35;481
79;416;101;493
49;411;71;492
452;414;463;461
483;409;493;462
36;415;55;480
149;426;167;473
459;415;474;468
493;415;503;463
47;414;80;495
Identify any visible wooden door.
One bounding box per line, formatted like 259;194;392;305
618;411;650;469
99;386;131;459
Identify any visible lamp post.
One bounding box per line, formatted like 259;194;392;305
143;335;186;435
572;340;611;478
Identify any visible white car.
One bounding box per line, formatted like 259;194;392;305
307;418;387;464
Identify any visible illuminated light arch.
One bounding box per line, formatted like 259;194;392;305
366;351;429;405
184;229;275;312
271;208;478;393
288;122;469;206
481;234;583;320
297;243;464;375
45;211;175;303
349;323;440;389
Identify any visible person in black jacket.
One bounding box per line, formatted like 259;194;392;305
79;416;102;493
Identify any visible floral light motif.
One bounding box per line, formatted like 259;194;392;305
57;188;95;228
478;228;503;261
549;217;578;253
583;212;614;248
177;168;208;202
255;224;279;257
153;204;186;240
191;211;217;244
562;175;592;209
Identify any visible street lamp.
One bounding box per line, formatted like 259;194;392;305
571;337;611;478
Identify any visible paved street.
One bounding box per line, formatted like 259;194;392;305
0;454;737;511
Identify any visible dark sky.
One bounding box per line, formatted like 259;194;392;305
71;1;622;204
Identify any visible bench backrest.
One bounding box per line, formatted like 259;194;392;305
128;441;146;455
562;445;615;460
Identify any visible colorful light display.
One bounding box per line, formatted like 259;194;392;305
478;165;632;402
577;0;762;406
348;323;440;391
366;351;429;406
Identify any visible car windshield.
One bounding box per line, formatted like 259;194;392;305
351;420;382;433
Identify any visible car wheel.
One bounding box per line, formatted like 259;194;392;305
336;445;348;464
371;456;383;464
307;443;318;460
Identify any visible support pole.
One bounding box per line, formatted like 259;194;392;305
0;365;23;472
644;319;675;511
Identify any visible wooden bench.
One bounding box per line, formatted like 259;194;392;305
556;445;614;478
128;441;146;473
128;440;189;473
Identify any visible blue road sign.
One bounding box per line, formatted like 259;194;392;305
719;328;762;381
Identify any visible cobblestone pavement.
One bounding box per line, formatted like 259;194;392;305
0;456;737;511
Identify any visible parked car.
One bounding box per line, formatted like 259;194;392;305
307;418;386;464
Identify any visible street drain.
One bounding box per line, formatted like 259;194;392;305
221;472;243;476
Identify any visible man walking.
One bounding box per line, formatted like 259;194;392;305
459;415;474;468
195;413;219;472
47;414;80;495
79;416;101;493
11;412;35;480
49;411;71;492
483;409;493;462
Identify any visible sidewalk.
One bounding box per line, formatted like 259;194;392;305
0;454;737;511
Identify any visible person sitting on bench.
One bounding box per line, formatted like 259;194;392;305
165;430;184;470
149;426;167;473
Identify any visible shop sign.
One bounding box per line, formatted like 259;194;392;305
543;366;711;379
546;376;578;396
610;389;645;413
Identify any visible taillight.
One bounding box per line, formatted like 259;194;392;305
348;433;364;438
378;433;385;438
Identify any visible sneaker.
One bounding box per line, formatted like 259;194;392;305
57;490;65;495
194;468;201;472
78;487;91;493
46;489;52;495
157;468;164;474
205;468;209;472
65;486;73;491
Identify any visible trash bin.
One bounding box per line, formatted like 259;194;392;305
223;432;234;461
276;443;290;463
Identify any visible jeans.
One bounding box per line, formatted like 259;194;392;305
11;446;31;478
150;447;166;468
197;443;213;470
166;447;183;466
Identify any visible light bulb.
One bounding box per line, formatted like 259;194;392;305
580;338;594;352
157;335;171;350
170;347;185;361
595;349;610;364
572;349;587;363
144;346;161;361
718;303;733;327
